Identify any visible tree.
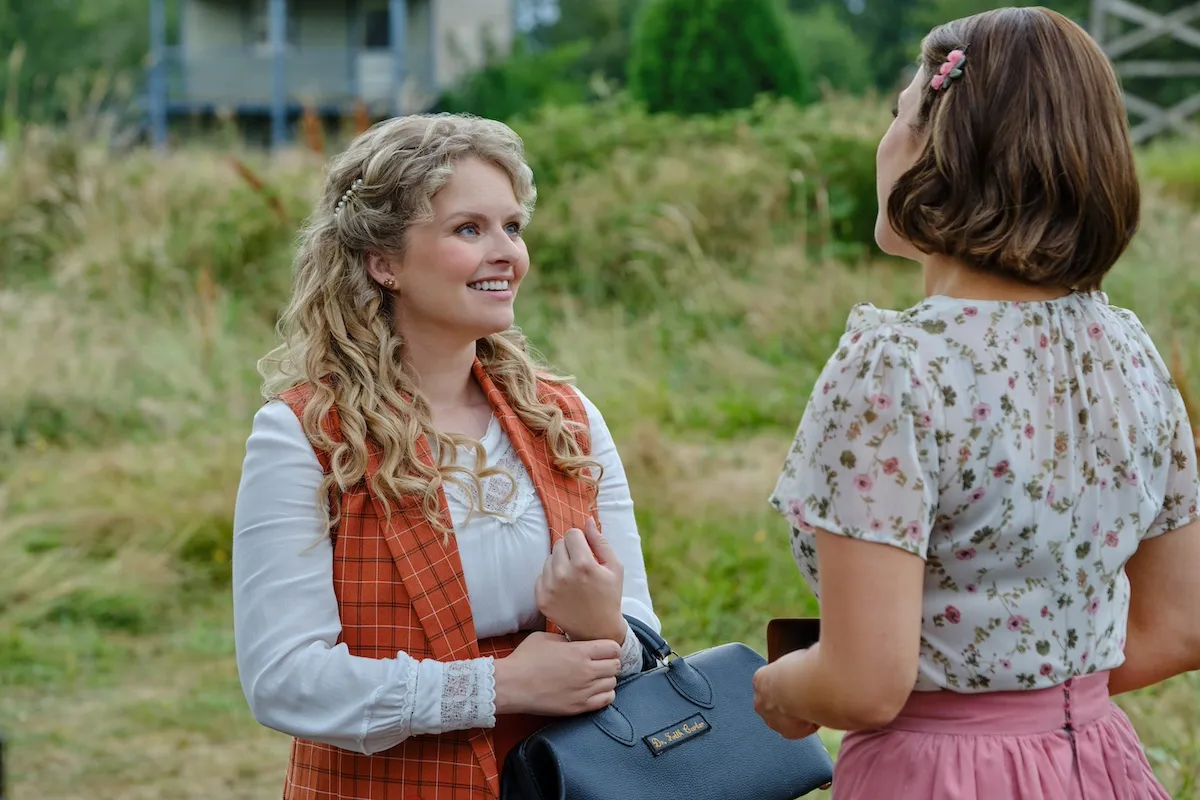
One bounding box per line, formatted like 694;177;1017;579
0;0;151;125
526;0;646;87
628;0;812;116
787;4;873;96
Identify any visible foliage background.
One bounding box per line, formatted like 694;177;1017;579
1;0;1199;797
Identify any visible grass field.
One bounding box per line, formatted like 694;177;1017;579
1;111;1199;798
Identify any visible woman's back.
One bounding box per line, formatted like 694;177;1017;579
754;7;1198;798
775;291;1195;693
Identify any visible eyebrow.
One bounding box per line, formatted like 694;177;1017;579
444;209;524;223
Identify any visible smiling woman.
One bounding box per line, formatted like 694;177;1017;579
231;114;660;800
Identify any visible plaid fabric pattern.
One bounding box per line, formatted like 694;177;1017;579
274;360;598;800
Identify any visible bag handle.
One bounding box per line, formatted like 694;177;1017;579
624;613;671;669
618;614;715;708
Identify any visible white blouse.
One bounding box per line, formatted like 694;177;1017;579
232;388;659;755
770;292;1200;693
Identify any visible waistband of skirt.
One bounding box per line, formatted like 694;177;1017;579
886;672;1112;735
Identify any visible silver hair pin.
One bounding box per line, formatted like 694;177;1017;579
335;177;364;215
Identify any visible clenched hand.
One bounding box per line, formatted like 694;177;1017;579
535;517;626;644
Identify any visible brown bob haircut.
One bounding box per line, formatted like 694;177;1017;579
887;6;1140;291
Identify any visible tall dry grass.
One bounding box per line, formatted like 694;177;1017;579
1;98;1199;796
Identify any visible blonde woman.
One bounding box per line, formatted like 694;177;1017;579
231;115;659;800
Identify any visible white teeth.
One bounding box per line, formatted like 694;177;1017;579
469;280;510;291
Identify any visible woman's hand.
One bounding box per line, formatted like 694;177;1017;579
535;518;626;643
493;632;622;716
753;649;821;740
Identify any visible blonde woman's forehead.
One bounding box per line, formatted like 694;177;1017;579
435;158;520;199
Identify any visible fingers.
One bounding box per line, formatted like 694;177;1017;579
589;657;622;678
586;639;622;661
582;517;618;565
562;527;596;565
583;687;617;712
583;693;616;712
550;537;571;579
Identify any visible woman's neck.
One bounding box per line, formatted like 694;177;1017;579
399;329;480;409
923;255;1071;303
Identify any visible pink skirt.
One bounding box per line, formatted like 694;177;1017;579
830;672;1171;800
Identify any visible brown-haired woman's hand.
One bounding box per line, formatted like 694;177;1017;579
493;632;622;716
535;517;627;644
752;651;821;740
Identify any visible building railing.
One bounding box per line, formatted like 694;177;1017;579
163;46;435;110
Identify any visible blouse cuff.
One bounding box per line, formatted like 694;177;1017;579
438;657;497;733
618;622;647;677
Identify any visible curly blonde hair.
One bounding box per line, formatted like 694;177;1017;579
259;113;600;540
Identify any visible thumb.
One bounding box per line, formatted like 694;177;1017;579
582;517;617;565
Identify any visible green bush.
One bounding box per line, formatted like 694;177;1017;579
512;94;885;305
436;39;593;123
1138;138;1200;208
628;0;813;116
787;5;874;96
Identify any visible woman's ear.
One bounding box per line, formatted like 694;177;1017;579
365;252;397;289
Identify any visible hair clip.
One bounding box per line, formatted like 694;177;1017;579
335;177;364;214
930;48;968;91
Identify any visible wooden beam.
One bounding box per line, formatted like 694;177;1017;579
1103;0;1200;50
1124;91;1200;140
1103;2;1200;58
1116;60;1200;77
148;0;169;150
270;0;289;148
389;0;407;117
1093;0;1200;143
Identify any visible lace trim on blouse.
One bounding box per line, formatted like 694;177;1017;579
442;440;538;524
439;657;496;732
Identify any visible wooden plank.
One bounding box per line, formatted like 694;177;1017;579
1103;2;1200;58
1124;90;1200;140
1093;0;1200;142
1103;0;1200;49
1116;60;1200;76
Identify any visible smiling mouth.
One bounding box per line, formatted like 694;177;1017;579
468;280;511;292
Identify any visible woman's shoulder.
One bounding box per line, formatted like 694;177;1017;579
533;375;594;421
830;300;957;366
260;380;347;457
274;378;337;413
843;297;974;338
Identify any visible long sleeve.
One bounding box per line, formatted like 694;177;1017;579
231;400;496;754
577;389;661;674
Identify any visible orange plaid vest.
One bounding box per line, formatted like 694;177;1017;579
275;359;598;800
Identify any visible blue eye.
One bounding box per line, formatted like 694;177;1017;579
456;223;480;236
505;222;522;236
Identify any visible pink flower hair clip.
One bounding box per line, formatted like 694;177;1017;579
930;48;968;91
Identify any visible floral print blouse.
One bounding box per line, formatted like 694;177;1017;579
770;292;1200;692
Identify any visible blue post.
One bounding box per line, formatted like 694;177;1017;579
269;0;289;148
148;0;168;150
178;0;189;100
427;0;437;97
347;0;360;101
388;0;407;116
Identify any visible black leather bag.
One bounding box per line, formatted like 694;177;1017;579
500;616;835;800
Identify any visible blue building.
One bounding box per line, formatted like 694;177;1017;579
146;0;517;148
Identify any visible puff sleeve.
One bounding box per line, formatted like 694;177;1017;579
769;323;941;558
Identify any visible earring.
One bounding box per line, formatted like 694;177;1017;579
384;278;395;289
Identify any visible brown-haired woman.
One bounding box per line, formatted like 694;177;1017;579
231;114;659;799
752;7;1200;798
